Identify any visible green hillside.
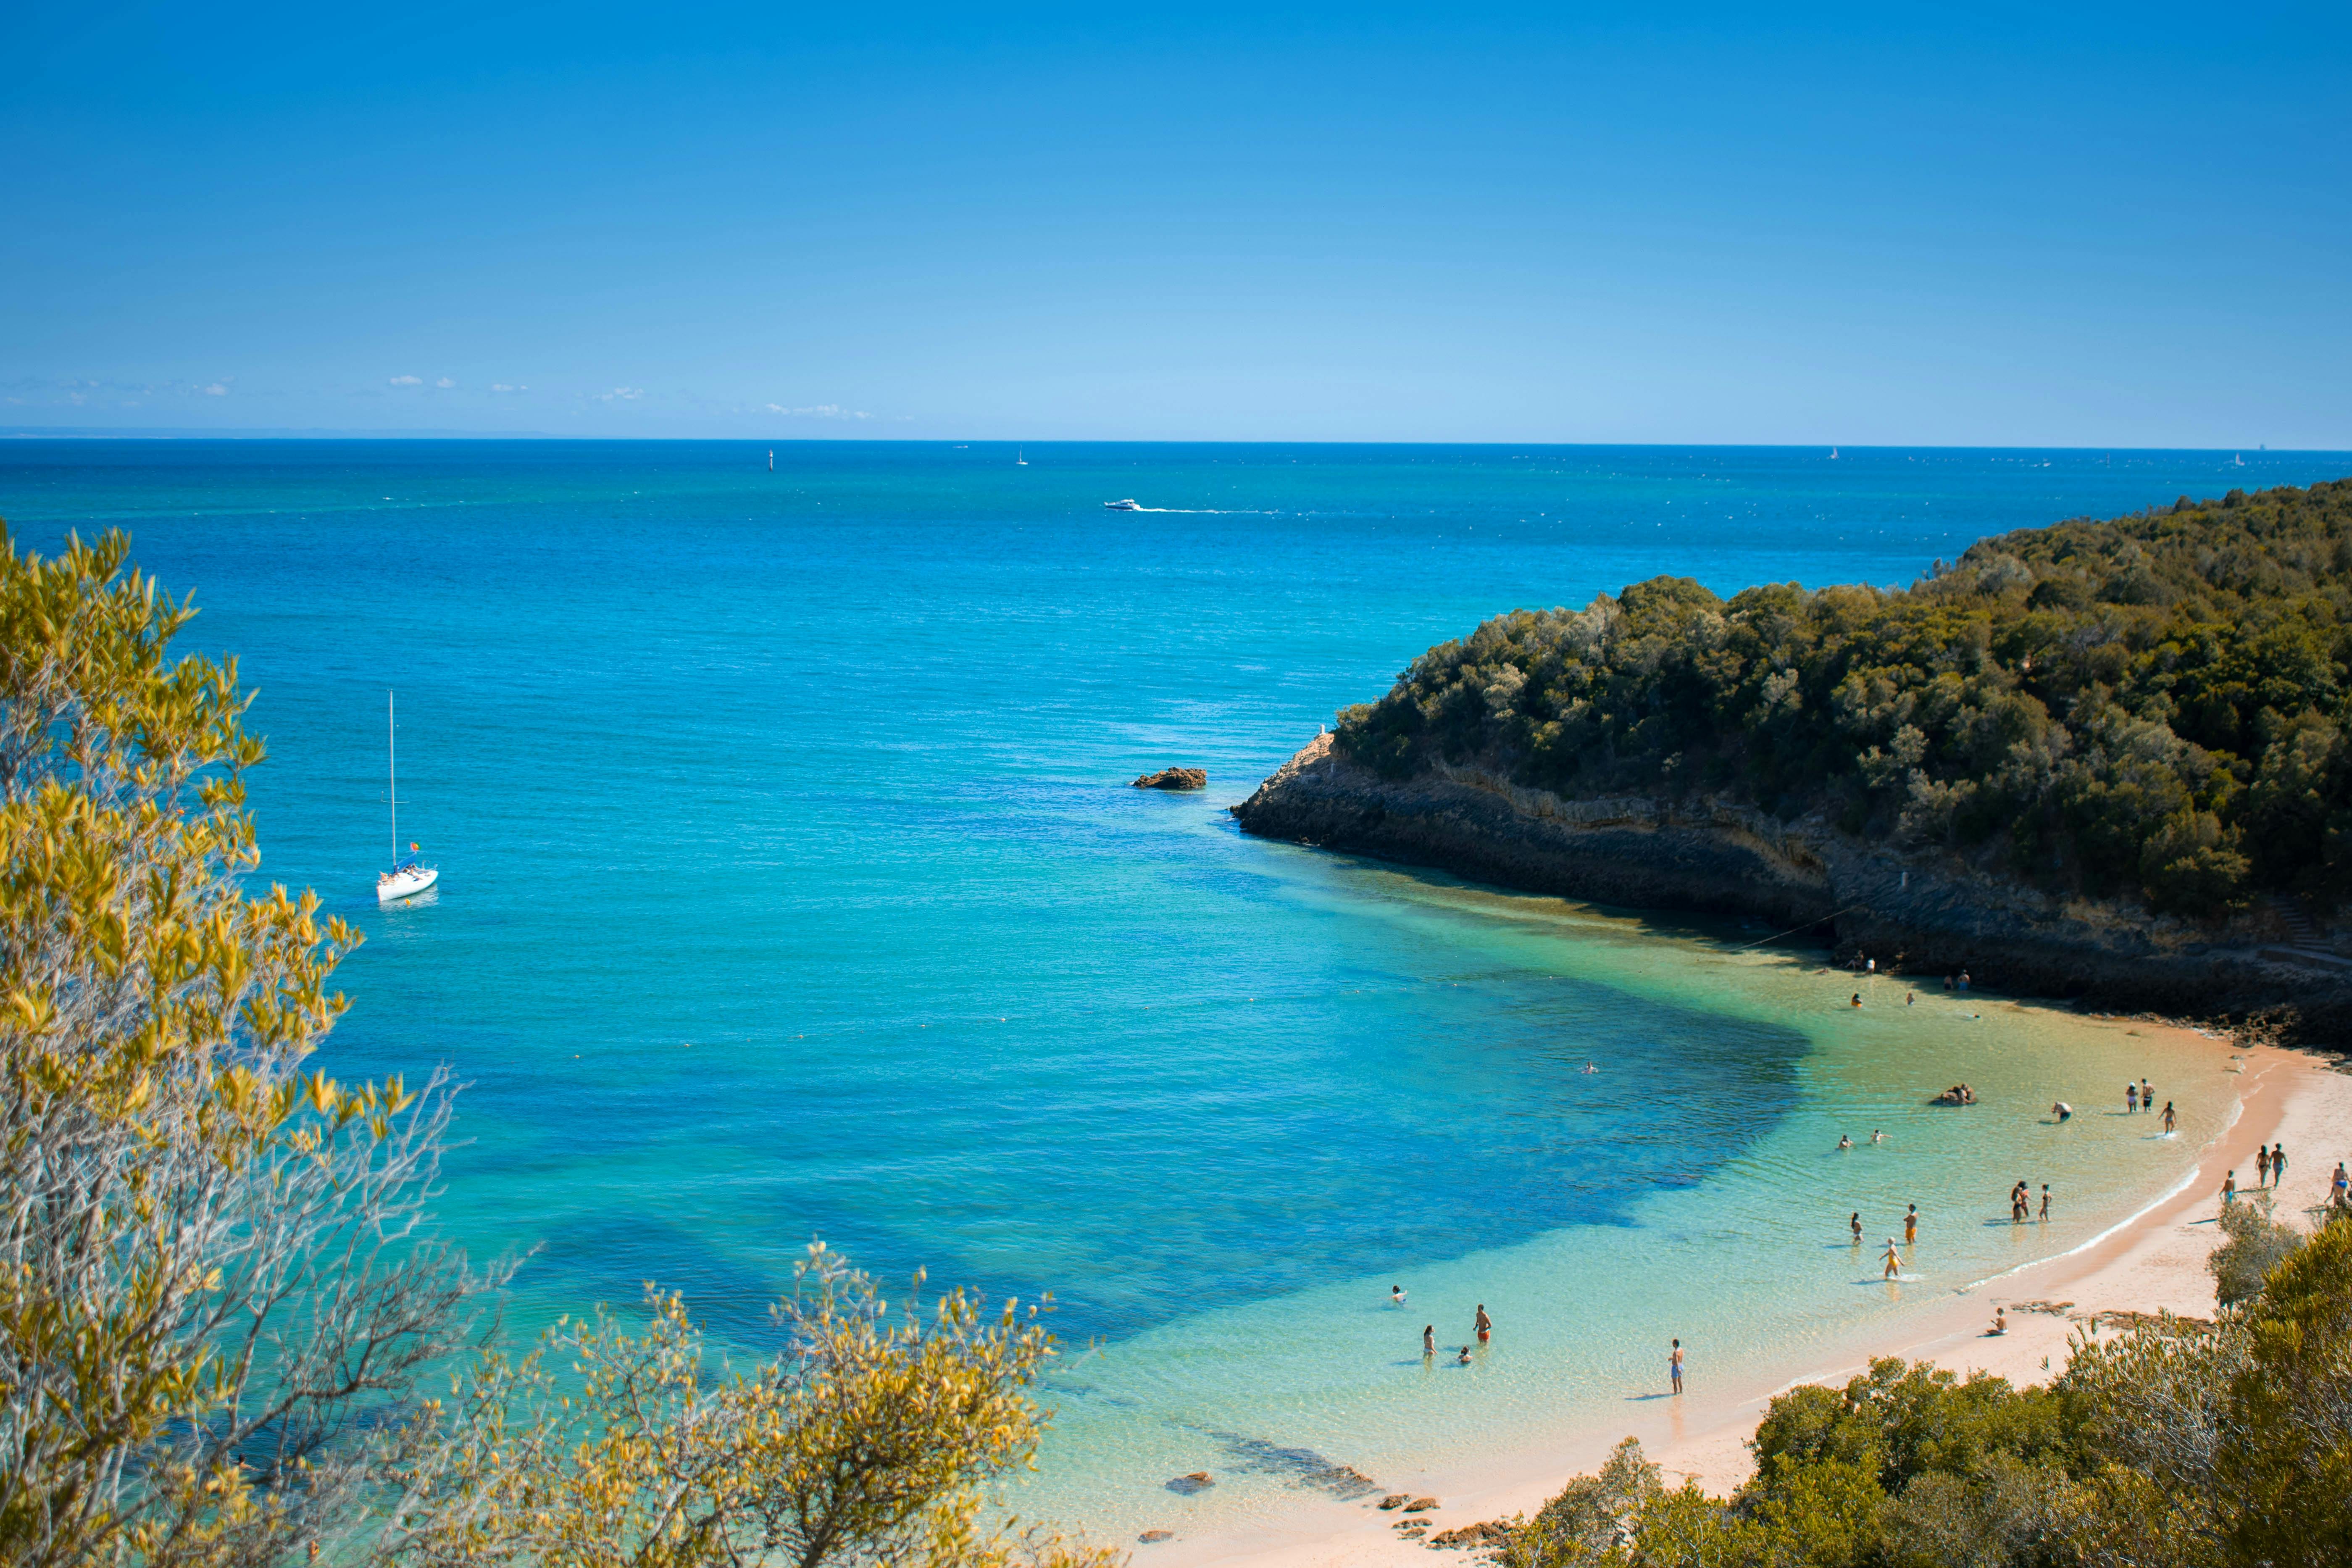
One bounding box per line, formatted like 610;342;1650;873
1336;479;2352;918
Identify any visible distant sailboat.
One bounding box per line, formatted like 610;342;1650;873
1016;447;1029;466
768;449;774;472
1829;447;1839;460
376;692;437;904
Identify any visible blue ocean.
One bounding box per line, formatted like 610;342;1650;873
1;441;2333;1530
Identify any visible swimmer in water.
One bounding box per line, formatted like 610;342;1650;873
1391;1285;1407;1307
1871;1129;1886;1144
1881;1238;1902;1279
1850;993;1863;1008
1581;1061;1599;1074
1838;1134;1854;1150
1456;1345;1473;1366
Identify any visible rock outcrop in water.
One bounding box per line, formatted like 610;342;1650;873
1133;767;1208;791
1233;733;2352;1041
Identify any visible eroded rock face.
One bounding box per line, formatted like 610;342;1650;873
1134;767;1208;791
1229;733;2352;1039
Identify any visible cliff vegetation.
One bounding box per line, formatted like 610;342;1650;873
1336;479;2352;919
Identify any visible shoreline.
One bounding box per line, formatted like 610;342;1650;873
1145;1039;2352;1567
1230;734;2352;1045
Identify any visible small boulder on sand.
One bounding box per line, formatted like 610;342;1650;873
1404;1497;1439;1513
1133;768;1208;791
1165;1472;1215;1495
1138;1530;1174;1544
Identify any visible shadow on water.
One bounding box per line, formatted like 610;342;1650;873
1191;1428;1383;1500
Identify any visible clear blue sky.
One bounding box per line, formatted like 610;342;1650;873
4;3;2346;445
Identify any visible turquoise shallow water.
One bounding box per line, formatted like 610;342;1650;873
0;441;2334;1531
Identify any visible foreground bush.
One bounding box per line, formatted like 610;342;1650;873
1507;1210;2352;1568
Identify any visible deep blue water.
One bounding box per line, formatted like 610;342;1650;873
2;440;2339;1347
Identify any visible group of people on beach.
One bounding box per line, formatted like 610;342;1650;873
1396;1287;1490;1366
2224;1144;2293;1203
1848;1202;1922;1279
2120;1079;2174;1130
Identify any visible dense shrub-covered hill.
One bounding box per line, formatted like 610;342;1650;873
1336;479;2352;919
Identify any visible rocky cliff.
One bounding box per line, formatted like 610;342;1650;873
1232;734;2352;1042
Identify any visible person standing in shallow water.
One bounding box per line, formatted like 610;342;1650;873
1882;1237;1903;1279
2039;1184;2050;1220
1474;1305;1492;1343
1422;1325;1435;1358
1905;1204;1918;1245
1669;1339;1684;1394
1851;1212;1864;1244
2162;1100;2177;1134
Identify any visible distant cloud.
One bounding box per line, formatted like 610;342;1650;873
389;375;422;386
491;383;527;393
596;387;645;402
765;402;873;420
435;376;455;389
202;382;229;396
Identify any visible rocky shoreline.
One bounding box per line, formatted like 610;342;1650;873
1231;734;2352;1046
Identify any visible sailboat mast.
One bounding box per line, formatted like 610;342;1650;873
389;691;397;863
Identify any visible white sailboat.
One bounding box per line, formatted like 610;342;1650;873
377;692;438;903
1016;448;1028;466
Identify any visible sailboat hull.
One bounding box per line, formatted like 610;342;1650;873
378;866;439;903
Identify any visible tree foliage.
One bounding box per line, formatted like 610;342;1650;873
374;1244;1116;1568
0;530;1115;1568
1506;1211;2352;1568
0;529;489;1568
1334;479;2352;916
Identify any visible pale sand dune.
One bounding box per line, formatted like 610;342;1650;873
1147;1039;2352;1568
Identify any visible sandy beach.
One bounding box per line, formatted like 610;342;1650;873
1152;1034;2352;1567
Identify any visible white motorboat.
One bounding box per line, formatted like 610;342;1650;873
1103;498;1142;510
377;691;439;904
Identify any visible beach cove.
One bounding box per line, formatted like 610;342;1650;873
1014;864;2291;1547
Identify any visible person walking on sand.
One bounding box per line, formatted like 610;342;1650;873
2257;1145;2271;1186
1669;1339;1684;1394
2333;1161;2350;1209
2273;1144;2287;1187
1905;1204;1918;1245
2141;1078;2152;1113
2162;1101;2177;1134
1423;1325;1436;1357
1882;1237;1903;1279
1475;1305;1492;1343
2127;1082;2139;1114
2222;1170;2237;1205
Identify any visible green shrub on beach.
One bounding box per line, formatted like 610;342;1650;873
2206;1193;2302;1306
1510;1210;2352;1568
1334;479;2352;918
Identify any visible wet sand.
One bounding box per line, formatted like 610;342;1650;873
1145;1039;2352;1567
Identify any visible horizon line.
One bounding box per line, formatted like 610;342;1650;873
4;430;2346;456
